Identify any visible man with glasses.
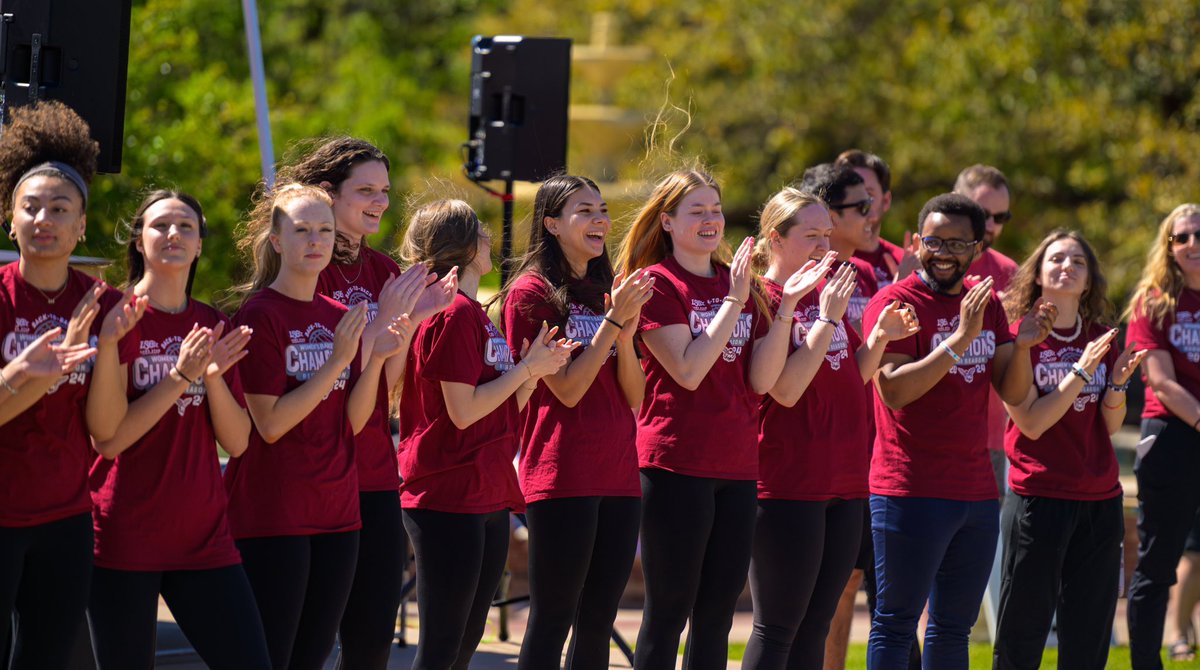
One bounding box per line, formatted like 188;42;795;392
954;164;1020;293
799;163;879;333
862;193;1053;668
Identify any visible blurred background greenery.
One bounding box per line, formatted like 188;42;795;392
34;0;1200;308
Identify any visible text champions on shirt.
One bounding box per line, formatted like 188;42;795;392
687;298;753;362
284;324;350;392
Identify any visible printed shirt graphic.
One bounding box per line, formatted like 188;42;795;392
636;255;766;480
317;247;404;492
502;274;639;503
1003;322;1121;500
844;256;881;326
0;264;122;527
854;239;904;290
398;291;524;513
862;273;1013;500
91;301;244;570
224;289;360;538
758;278;868;501
1128;289;1200;420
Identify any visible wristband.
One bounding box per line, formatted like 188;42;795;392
173;365;195;385
938;341;961;364
522;361;535;381
0;369;17;395
815;315;838;327
1070;363;1093;385
723;295;746;308
1193;417;1200;432
1107;380;1130;393
603;315;624;329
1102;396;1127;410
775;311;793;323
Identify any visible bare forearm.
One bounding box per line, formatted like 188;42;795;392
769;323;835;407
856;327;890;383
207;375;251;457
250;359;350;443
349;358;387;434
1008;376;1086;440
1101;389;1127;436
997;344;1034;406
1152;381;1200;428
543;321;621;408
615;340;645;408
94;372;191;459
443;364;533;430
86;343;128;441
678;302;744;387
750;316;797;395
0;376;58;426
875;340;961;409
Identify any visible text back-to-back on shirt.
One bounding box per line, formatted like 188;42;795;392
758;278;869;501
398;291;524;514
862;273;1013;501
502;274;639;503
1128;289;1200;421
0;264;122;528
1004;322;1121;501
91;300;243;570
637;256;767;481
225;289;361;538
317;247;403;493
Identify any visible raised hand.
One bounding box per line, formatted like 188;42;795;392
99;288;149;346
332;302;369;368
206;323;253;379
175;324;214;383
954;276;994;342
728;237;755;304
1078;328;1119;376
874;300;921;343
412;266;459;323
604;292;640;344
377;264;432;324
1015;297;1058;349
11;327;96;378
1110;338;1148;386
817;262;858;324
783;251;838;308
608;269;655;325
519;322;580;379
65;284;104;346
370;314;414;361
886;231;922;282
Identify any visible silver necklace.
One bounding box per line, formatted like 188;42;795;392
1048;314;1083;342
335;259;364;285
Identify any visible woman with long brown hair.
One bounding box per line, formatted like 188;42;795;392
992;230;1145;669
1125;204;1200;670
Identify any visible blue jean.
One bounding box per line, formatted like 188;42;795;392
868;495;999;669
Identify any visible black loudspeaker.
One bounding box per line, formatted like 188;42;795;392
0;0;133;173
466;36;571;183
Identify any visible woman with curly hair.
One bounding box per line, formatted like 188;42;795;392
281;137;454;668
1125;204;1200;670
991;230;1145;669
0;100;127;668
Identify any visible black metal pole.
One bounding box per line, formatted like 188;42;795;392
500;176;515;288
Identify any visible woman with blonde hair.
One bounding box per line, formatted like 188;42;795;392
1125;203;1200;670
614;168;804;668
743;188;917;669
226;183;413;670
991;229;1145;669
397;199;575;669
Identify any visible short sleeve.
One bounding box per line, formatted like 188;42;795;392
503;276;559;363
638;271;688;332
234;304;288;396
117;326;140;366
419;300;484;385
1127;300;1169;351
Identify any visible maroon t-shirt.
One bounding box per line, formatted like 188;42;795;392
969;248;1020;294
91;300;243;570
855;239;904;290
1128;289;1200;420
502;274;640;503
224;289;361;538
636;255;765;481
317;246;403;493
845;256;881;327
862;273;1013;500
758;278;869;500
0;264;121;528
397;291;524;513
1004;321;1121;500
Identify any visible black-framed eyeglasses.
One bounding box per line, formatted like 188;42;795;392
829;198;873;217
1169;231;1198;245
921;236;978;255
988;211;1013;225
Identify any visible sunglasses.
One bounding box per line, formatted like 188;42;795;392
921;236;978;255
988;211;1013;225
1170;231;1198;245
829;198;873;217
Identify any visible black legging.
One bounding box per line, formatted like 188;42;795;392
0;512;92;670
237;531;360;670
403;508;510;670
88;564;271;669
336;491;407;669
1128;416;1200;670
634;468;757;670
743;498;863;670
517;496;641;670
